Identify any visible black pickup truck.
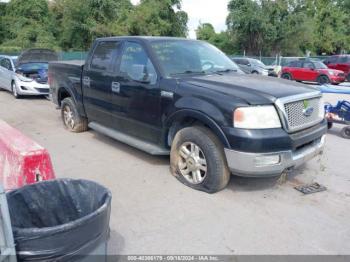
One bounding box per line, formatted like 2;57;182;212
49;36;327;193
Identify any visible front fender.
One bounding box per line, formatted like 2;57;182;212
165;108;231;149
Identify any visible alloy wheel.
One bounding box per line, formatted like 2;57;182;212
63;105;75;129
178;142;207;185
12;82;18;98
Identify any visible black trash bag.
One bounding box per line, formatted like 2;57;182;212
6;179;112;262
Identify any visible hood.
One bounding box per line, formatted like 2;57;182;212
17;49;58;66
181;73;320;105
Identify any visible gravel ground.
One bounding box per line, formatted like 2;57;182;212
0;83;349;255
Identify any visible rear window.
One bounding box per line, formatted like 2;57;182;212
90;41;120;71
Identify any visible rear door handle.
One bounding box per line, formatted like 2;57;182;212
111;82;120;93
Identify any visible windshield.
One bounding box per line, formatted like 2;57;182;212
251;59;266;67
314;61;327;69
150;40;239;76
17;62;48;72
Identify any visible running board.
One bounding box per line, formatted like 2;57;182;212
88;122;170;156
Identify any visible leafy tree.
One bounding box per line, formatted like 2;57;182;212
1;0;57;49
0;3;7;44
126;0;188;37
312;0;349;54
196;23;236;54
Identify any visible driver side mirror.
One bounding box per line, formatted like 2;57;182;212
247;63;251;67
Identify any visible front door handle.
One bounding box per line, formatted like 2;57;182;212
111;82;121;93
83;76;90;87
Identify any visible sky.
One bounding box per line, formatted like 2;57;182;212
131;0;230;39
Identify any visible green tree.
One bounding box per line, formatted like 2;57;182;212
53;0;132;50
2;0;57;49
312;0;349;54
0;3;7;44
126;0;188;37
196;23;236;54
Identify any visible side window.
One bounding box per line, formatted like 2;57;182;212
289;61;302;68
289;61;297;67
339;56;350;63
233;59;242;65
0;58;12;70
242;59;250;65
120;42;157;85
329;56;337;63
303;62;314;69
90;41;120;72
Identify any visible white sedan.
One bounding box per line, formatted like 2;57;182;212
0;49;58;98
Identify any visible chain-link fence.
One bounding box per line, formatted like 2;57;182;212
0;51;333;64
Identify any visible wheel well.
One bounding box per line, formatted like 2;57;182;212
57;88;71;106
167;117;217;147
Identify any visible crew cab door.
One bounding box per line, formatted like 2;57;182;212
111;41;162;144
82;41;122;126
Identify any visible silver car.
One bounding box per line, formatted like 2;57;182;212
231;57;269;76
0;49;58;98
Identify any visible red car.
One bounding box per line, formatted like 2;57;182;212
324;55;350;82
281;60;346;85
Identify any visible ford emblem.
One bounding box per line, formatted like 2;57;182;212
303;107;314;117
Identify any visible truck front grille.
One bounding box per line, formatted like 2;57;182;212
283;97;321;132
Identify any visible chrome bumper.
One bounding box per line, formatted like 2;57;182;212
225;135;326;177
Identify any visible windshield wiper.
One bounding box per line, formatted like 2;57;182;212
172;70;206;76
213;69;238;75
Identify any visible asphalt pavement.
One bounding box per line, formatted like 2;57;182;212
0;84;349;255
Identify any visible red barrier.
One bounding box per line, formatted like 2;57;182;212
0;120;55;191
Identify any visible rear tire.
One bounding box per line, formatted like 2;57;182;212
341;126;350;139
317;75;330;85
281;73;292;80
170;126;230;193
61;97;88;133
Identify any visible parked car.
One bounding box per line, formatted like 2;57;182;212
231;57;269;76
268;57;301;77
0;49;58;98
281;59;346;85
324;55;350;82
49;37;327;193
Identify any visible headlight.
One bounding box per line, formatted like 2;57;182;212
16;73;33;82
328;71;335;76
234;106;282;129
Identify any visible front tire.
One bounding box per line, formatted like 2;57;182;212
61;97;88;133
317;75;330;85
12;81;20;99
170;126;230;193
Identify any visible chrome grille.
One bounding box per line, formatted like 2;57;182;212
284;97;321;131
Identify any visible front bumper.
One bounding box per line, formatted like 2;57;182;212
225;135;326;177
329;76;346;84
15;79;49;96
